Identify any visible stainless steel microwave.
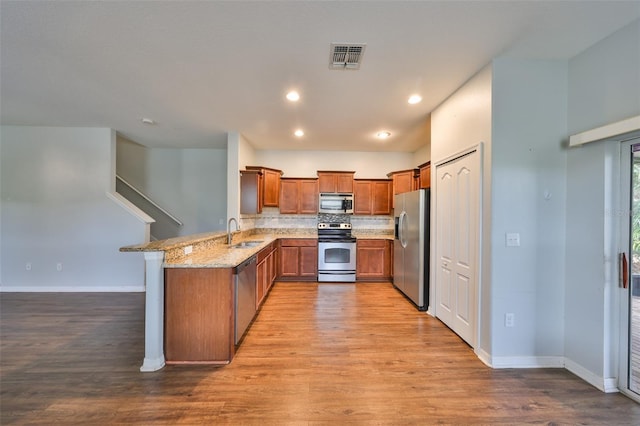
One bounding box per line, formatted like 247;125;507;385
318;193;354;214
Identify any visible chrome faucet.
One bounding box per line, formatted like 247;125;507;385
227;217;239;245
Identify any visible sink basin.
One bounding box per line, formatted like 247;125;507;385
228;240;264;249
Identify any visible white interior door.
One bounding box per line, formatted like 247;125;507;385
434;149;480;347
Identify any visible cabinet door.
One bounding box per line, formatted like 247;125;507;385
336;173;354;193
371;180;392;215
318;172;354;193
353;180;372;215
263;169;281;207
299;245;318;278
164;268;234;363
419;164;431;189
279;179;300;214
356;240;391;280
299;179;319;214
318;173;337;193
279;246;300;277
266;250;275;291
240;171;261;214
256;258;267;308
392;171;414;195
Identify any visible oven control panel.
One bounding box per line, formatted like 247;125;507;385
318;223;351;229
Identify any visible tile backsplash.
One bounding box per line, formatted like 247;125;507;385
241;208;393;231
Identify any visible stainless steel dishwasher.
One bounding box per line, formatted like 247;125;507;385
234;255;257;345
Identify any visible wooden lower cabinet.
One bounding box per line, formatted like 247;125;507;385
256;242;277;308
278;238;318;281
356;239;393;281
164;268;235;364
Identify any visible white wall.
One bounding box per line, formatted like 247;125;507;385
255;150;415;179
490;58;568;361
227;132;256;229
412;143;430;167
431;58;569;367
565;19;640;387
117;136;227;237
431;64;493;357
0;126;147;291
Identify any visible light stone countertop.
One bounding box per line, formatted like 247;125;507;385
164;234;282;268
121;227;393;269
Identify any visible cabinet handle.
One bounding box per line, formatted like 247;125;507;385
620;252;629;289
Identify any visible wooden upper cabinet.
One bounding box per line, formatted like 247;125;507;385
244;166;283;209
353;180;373;215
418;161;431;189
354;179;392;215
240;170;263;214
371;180;392;215
279;179;299;214
262;168;282;207
317;171;355;193
387;169;418;208
299;179;319;214
387;169;417;195
279;178;318;214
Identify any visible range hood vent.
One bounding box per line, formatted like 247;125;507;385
329;43;366;70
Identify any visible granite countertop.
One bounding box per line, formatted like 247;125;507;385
352;230;394;240
120;230;229;252
165;234;277;268
121;227;393;269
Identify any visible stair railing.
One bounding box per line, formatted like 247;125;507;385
116;174;183;227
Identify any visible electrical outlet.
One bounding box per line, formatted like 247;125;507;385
184;245;193;255
505;313;515;327
26;262;32;271
218;218;224;225
56;263;63;272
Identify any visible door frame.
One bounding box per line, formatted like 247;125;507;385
618;137;640;403
430;143;484;350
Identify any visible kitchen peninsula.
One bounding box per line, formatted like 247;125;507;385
121;226;392;371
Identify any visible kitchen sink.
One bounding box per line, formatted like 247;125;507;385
228;240;264;249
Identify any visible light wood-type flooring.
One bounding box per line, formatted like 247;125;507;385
2;282;640;425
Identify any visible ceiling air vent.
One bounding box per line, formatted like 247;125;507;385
329;43;366;70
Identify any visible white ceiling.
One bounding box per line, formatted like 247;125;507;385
1;1;639;152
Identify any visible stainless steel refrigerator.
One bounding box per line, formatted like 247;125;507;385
393;189;430;310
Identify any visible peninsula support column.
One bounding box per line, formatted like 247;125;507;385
140;251;166;372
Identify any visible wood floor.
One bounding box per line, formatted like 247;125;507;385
2;282;640;425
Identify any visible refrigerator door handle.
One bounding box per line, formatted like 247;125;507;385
399;211;408;248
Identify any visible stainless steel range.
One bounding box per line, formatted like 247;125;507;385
317;222;356;282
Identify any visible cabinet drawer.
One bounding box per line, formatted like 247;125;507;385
256;241;275;263
279;238;317;247
357;239;389;248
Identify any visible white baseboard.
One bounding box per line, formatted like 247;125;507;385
491;355;565;369
0;285;145;292
477;351;565;369
564;358;619;393
475;348;493;367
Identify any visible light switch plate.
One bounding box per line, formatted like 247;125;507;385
506;233;520;247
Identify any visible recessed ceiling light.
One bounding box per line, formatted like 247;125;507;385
376;131;391;139
294;129;304;137
286;91;300;102
141;118;156;125
408;94;422;105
